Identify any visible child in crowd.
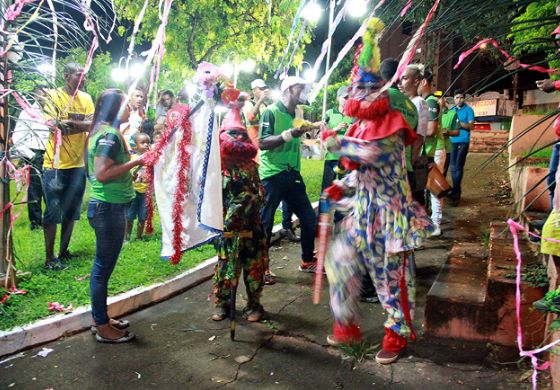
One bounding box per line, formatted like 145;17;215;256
125;132;151;241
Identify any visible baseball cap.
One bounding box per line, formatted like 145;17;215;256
280;76;308;93
251;79;268;89
337;85;350;98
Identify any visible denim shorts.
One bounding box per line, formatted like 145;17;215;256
43;167;86;224
126;191;147;222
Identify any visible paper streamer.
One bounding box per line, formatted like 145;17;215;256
275;0;307;78
508;219;560;390
454;38;558;74
5;0;36;22
309;0;387;102
400;0;413;17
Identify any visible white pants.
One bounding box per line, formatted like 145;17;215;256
430;149;446;226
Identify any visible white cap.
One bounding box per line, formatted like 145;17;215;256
250;79;268;89
280;76;308;93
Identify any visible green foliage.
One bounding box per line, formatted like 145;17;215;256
113;0;311;73
60;48;113;101
504;263;549;288
510;1;558;55
338;341;379;363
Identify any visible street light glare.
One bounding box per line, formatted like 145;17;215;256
111;67;128;83
240;59;256;73
302;2;322;24
347;0;368;17
304;68;317;82
130;62;144;76
38;63;54;75
220;63;234;78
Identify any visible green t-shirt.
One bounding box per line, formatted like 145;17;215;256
388;87;418;172
439;109;460;152
88;125;135;204
423;94;441;157
324;107;353;161
258;102;301;180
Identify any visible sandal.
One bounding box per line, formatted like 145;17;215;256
95;330;136;344
90;319;130;335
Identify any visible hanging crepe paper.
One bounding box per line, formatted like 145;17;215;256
508;219;560;390
275;0;307;78
400;0;413;17
5;0;36;22
309;0;387;102
310;0;360;80
454;38;558;74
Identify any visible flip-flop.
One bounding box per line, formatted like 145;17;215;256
95;331;136;344
90;319;130;335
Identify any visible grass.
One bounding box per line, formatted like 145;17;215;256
0;158;323;331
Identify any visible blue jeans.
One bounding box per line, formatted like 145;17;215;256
281;202;293;230
88;200;127;325
261;170;316;262
548;143;560;209
450;142;469;197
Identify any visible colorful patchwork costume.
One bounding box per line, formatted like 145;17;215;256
213;91;266;321
321;18;433;364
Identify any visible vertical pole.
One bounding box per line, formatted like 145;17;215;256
321;0;335;121
0;0;14;289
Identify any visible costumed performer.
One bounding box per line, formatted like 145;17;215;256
321;18;433;364
212;87;266;322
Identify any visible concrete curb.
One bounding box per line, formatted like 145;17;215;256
0;202;318;357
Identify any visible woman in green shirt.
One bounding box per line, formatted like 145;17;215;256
86;89;144;343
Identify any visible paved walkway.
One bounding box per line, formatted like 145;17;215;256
0;154;528;389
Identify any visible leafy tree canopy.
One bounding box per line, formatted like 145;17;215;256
113;0;312;84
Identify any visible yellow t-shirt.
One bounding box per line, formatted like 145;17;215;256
131;155;148;194
43;88;95;169
542;209;560;257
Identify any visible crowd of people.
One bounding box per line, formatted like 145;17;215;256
10;37;477;361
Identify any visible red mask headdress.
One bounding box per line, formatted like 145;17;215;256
219;86;257;167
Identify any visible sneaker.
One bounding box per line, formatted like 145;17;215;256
326;334;342;347
280;228;301;242
375;349;400;365
263;273;276;285
431;225;442;237
44;258;68;271
211;306;227;321
298;261;317;273
243;305;264;322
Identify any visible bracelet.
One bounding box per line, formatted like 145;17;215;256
281;130;294;142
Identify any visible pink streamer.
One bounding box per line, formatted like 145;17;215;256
5;0;36;21
400;0;413;17
508;219;560;390
455;38;558;74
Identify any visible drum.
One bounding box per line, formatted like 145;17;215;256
427;164;452;198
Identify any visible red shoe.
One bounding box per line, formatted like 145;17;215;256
375;328;407;364
326;322;362;346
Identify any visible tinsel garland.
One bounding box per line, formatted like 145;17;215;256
141;104;192;265
169;126;192;264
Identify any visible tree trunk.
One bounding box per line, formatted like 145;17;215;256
0;0;15;289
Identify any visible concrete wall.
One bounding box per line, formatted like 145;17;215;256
508;114;556;159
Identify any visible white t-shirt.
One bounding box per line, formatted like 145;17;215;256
11;102;49;158
411;96;429;137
